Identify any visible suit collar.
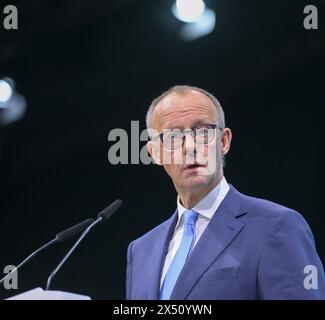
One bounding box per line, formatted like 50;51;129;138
176;176;230;223
222;184;248;218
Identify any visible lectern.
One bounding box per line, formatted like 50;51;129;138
6;287;91;300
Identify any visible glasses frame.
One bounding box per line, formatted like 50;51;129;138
153;123;224;150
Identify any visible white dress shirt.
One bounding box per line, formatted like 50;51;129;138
160;176;230;287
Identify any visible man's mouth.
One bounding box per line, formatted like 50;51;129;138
183;162;207;171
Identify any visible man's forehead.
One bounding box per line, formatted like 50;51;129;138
154;90;216;118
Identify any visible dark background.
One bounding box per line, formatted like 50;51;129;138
0;0;324;299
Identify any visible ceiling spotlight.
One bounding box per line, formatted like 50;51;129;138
172;0;206;23
0;79;13;103
180;8;216;41
0;78;27;126
171;0;216;41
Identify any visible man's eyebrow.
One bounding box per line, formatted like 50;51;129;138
190;119;211;128
162;119;213;131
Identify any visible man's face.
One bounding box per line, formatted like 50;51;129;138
148;90;229;194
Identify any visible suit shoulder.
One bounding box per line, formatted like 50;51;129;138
239;190;306;223
233;190;314;243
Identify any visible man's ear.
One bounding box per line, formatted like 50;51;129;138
221;127;232;156
147;140;163;166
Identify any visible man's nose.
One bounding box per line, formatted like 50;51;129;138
182;133;196;155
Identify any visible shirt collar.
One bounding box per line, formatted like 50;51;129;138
176;176;229;224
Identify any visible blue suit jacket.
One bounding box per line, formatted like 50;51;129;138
126;185;325;299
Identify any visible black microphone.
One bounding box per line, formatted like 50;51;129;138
46;199;123;290
0;218;94;286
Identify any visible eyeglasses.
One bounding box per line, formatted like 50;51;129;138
154;124;224;150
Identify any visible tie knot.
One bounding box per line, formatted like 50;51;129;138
182;210;198;226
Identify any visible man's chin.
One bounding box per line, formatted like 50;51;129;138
181;173;212;189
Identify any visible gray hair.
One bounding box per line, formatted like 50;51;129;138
146;85;225;130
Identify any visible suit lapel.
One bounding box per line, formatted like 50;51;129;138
170;185;247;299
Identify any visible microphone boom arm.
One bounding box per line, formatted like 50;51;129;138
45;217;103;290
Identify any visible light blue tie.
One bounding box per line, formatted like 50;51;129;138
160;210;198;300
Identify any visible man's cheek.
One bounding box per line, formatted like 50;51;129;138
161;149;171;165
204;145;217;176
196;144;207;159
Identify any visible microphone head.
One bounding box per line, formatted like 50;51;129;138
55;218;94;243
97;199;123;222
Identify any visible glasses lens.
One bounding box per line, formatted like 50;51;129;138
195;125;215;144
163;129;183;149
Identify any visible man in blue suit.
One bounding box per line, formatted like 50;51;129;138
126;85;325;299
